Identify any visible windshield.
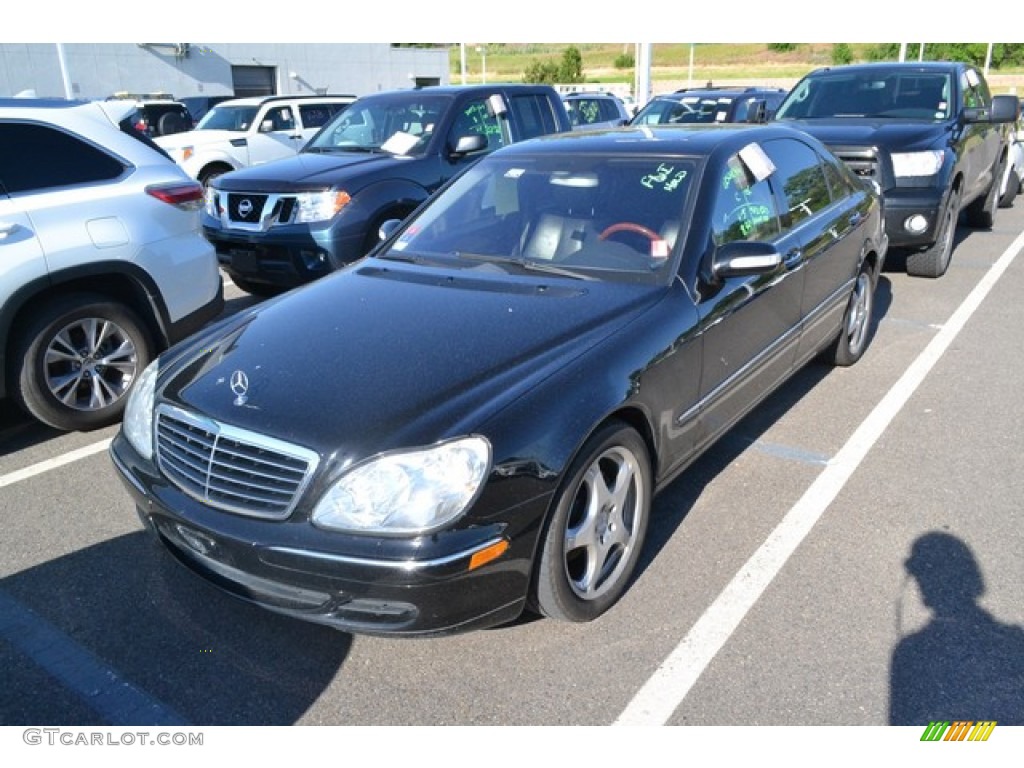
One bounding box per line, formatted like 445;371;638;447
633;95;735;125
195;105;261;131
776;70;953;120
305;94;451;156
381;152;698;282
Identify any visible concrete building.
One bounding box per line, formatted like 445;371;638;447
0;43;450;100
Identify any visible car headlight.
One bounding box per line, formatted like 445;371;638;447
204;186;221;218
892;150;945;178
293;190;352;223
311;436;491;534
123;359;159;460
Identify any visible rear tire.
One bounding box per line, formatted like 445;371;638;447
964;159;1003;228
906;189;959;278
12;294;153;431
826;260;875;367
531;422;652;623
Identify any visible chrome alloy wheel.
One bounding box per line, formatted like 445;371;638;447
44;317;140;411
845;270;873;358
563;444;647;601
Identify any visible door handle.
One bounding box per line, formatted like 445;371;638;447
0;221;18;239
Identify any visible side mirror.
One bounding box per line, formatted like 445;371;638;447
712;241;783;279
486;93;508;118
259;119;275;133
744;99;768;123
451;133;488;156
378;219;403;242
990;94;1020;124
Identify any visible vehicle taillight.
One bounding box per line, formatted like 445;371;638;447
146;181;205;210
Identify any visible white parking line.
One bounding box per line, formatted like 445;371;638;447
0;438;111;489
615;228;1024;726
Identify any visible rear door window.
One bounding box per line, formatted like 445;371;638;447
508;93;559;140
0;122;126;194
761;137;832;230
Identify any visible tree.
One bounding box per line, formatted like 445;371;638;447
522;59;561;85
560;46;584;83
832;43;853;65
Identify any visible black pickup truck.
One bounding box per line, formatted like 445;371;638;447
773;62;1019;277
203;84;572;294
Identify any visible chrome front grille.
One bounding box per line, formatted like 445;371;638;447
155;405;319;520
217;191;297;231
833;147;879;180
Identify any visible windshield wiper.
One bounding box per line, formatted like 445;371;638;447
305;145;380;154
452;252;595;281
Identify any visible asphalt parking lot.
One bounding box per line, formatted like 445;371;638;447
2;203;1023;728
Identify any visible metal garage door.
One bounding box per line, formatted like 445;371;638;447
231;65;276;97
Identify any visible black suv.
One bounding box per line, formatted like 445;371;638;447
631;85;788;126
122;99;194;137
773;62;1019;277
203;84;572;295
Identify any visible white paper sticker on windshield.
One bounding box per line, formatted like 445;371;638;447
381;131;420;156
965;69;980;87
738;142;775;183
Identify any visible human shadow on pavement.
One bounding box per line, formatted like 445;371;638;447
889;532;1024;725
0;531;350;726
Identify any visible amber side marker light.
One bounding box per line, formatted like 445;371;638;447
468;539;509;571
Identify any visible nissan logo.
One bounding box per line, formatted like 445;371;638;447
238;198;254;217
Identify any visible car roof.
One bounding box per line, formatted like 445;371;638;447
565;92;623;99
409;84;558;96
215;94;356;107
674;86;786;94
496;123;819;157
0;97;136;123
659;87;784;101
803;61;966;77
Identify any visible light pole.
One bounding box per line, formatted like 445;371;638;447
476;45;487;84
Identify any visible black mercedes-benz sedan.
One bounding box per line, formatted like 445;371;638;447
110;124;887;637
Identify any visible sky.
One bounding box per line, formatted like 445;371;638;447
4;4;1001;45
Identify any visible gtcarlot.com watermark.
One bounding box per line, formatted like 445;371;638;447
23;729;203;747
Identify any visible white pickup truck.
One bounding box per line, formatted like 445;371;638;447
155;94;355;186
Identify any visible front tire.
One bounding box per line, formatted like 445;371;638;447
906;188;959;278
531;422;652;623
12;294;154;431
998;170;1019;209
199;164;232;188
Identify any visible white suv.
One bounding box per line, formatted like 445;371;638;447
155;94;356;186
0;98;223;431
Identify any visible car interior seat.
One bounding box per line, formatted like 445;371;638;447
521;174;600;261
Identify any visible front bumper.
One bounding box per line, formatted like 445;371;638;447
204;225;364;291
109;432;544;637
881;186;948;250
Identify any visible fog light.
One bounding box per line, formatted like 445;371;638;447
300;249;328;271
904;214;929;235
